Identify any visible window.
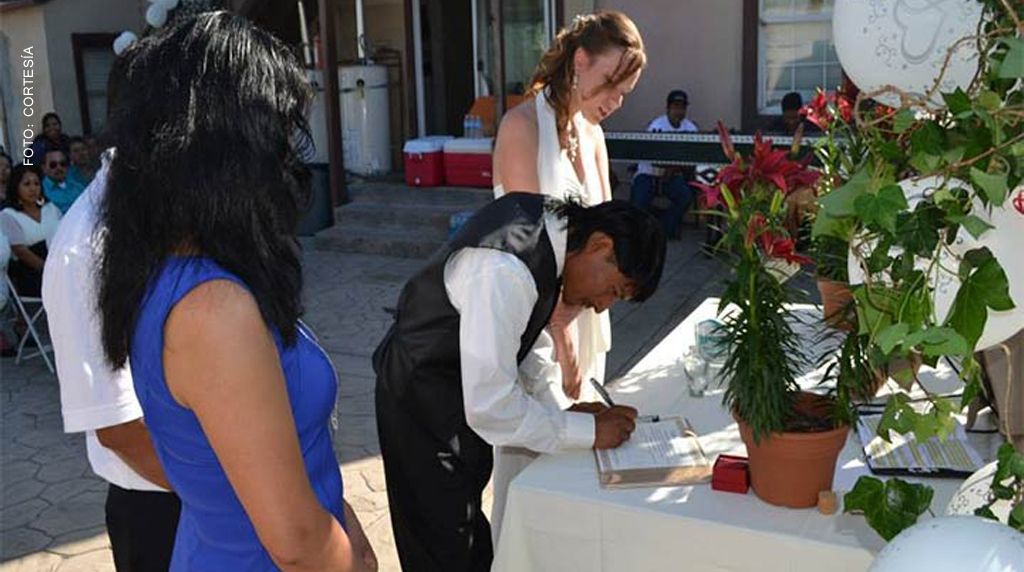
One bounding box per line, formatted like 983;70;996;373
758;0;841;114
72;34;117;135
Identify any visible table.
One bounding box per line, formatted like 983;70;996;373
492;298;989;572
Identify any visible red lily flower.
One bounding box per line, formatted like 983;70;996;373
745;213;767;248
759;233;813;266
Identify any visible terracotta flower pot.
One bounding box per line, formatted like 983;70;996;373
735;393;850;508
817;278;854;331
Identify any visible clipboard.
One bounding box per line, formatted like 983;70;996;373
594;416;713;489
856;414;985;479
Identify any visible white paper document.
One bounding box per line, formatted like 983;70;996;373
597;419;705;471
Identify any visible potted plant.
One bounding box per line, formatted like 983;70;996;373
696;124;874;508
802;86;869;331
811;0;1024;540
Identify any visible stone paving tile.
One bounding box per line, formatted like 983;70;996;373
0;551;62;572
0;527;53;560
47;529;109;558
3;237;717;571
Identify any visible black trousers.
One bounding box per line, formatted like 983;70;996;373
105;484;181;572
376;384;494;572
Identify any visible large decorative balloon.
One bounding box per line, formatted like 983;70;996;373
946;462;1014;524
869;516;1024;571
833;0;983;107
847;177;1024;351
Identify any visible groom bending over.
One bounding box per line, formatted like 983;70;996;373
373;193;667;571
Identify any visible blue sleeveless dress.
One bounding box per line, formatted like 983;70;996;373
130;257;345;570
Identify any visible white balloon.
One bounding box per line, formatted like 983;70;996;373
947;462;1014;524
833;0;983;107
849;178;1024;351
113;31;138;56
870;516;1024;572
932;185;1024;350
146;4;168;28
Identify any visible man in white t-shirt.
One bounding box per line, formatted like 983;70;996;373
631;89;699;239
42;152;180;571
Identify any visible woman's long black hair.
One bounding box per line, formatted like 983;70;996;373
98;11;314;368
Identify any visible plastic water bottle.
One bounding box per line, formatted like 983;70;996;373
463;115;471;137
470;115;481;138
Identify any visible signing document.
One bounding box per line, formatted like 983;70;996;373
595;417;712;488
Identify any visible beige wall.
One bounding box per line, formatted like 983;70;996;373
41;0;146;135
0;6;54;160
594;0;744;132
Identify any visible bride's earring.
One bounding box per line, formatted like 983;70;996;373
572;73;579;92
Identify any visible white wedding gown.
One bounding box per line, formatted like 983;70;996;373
490;93;612;543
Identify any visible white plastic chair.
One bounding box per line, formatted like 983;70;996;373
4;275;54;373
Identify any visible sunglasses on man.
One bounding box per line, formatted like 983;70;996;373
48;160;68;169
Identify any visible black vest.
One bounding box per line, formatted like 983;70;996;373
373;193;562;443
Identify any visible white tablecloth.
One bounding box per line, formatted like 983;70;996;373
493;298;979;572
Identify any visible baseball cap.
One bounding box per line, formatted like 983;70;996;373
666;90;689;106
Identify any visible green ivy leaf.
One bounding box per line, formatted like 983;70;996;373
878;393;915;436
820;168;871;217
961;375;982;410
977;90;1002;111
854;185;908;233
893;109;917;133
877;323;909;354
999;38;1024;79
948;214;995;240
970;167;1009;205
946;256;1016;349
1009;502;1024;531
853;285;898;338
909;152;941;174
910;122;944;155
811;209;854;240
844;476;934;541
896;204;942;258
942;88;973;115
905;327;970;357
975;505;999;521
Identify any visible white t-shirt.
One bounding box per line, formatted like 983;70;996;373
42;154;166;492
0;203;62;250
635;114;699;178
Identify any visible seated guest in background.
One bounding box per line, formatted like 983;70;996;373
68;136;97;187
96;12;375;570
630;89;698;239
42;148;85;214
0;151;12;202
375;196;665;570
30;112;71;161
1;164;61;296
764;91;820;136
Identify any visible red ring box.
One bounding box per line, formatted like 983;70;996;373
711;454;750;494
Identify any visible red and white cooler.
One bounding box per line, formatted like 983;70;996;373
403;136;453;187
443;137;494;188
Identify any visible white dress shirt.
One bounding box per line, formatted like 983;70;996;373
635;115;699;178
42;153;166;492
443;212;595;454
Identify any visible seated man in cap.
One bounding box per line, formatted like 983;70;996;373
630;89;698;239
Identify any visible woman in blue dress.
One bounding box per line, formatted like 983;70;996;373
95;12;376;571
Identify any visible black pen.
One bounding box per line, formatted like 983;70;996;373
588;378;659;422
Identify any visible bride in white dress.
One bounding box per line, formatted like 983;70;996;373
489;10;646;541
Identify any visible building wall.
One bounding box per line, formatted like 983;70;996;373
0;6;54;160
594;0;745;133
41;0;146;135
